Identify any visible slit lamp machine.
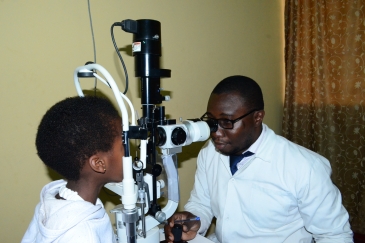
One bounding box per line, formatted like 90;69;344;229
73;19;217;243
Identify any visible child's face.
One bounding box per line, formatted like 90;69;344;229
106;134;125;182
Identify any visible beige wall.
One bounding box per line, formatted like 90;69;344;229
0;1;284;242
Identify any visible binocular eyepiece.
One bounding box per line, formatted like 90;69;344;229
156;119;218;149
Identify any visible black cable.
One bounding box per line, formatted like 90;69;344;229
111;23;129;94
87;0;97;95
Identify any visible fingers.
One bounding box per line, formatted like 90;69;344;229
165;224;196;243
186;219;201;229
164;224;200;243
164;214;182;243
182;230;198;241
164;223;174;243
164;211;200;243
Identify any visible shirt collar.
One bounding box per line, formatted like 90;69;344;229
243;124;266;154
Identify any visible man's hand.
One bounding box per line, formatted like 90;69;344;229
164;211;201;243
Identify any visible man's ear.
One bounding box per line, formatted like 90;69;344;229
254;110;265;126
89;155;106;174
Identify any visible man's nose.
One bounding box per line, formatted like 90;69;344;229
211;125;225;137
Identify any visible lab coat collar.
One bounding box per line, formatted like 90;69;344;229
214;123;275;174
254;123;276;163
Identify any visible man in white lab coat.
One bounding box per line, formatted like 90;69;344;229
165;75;353;243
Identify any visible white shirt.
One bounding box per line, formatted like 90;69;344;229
22;180;116;243
185;124;353;243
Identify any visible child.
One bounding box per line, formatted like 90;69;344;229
22;96;124;243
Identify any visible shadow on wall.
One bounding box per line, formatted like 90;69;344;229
175;140;207;164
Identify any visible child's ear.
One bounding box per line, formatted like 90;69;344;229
89;155;106;174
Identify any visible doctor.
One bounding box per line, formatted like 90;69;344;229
165;75;353;243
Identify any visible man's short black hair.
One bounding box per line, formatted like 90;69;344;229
36;96;121;181
212;75;264;111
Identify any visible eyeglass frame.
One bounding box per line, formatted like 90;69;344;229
200;108;261;130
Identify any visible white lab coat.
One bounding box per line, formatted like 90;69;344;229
22;180;116;243
185;124;353;243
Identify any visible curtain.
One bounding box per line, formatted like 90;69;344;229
283;0;365;234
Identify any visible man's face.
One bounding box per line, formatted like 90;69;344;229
206;92;263;156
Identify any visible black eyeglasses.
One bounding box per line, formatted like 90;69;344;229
200;109;260;130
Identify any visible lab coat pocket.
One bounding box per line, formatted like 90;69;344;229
245;182;293;230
